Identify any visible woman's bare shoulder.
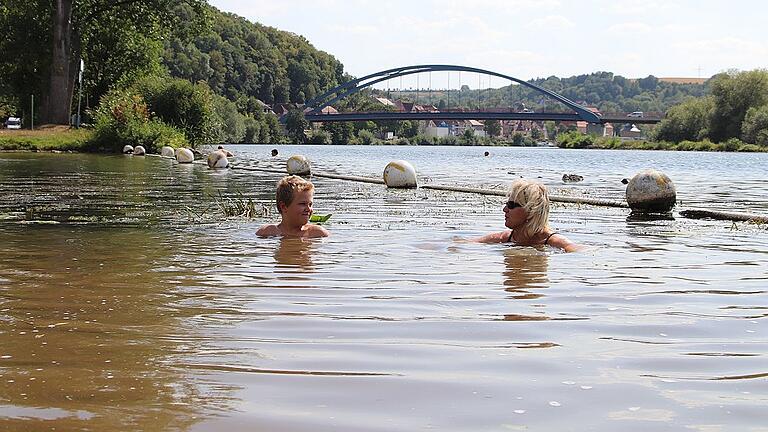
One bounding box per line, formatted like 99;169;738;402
548;233;585;252
473;231;510;244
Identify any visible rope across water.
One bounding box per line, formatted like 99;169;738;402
147;154;767;223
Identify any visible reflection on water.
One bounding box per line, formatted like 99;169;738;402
0;226;229;430
502;247;549;295
1;149;767;431
274;237;316;271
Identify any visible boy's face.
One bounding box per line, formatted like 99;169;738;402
280;190;314;224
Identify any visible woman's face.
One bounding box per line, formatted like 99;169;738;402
503;199;528;229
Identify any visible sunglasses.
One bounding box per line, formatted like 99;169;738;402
506;201;522;209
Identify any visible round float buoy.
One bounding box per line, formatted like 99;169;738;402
287;155;311;175
133;145;146;156
122;145;134;154
626;169;676;213
207;150;229;169
383;160;417;188
160;146;175;158
175;148;195;164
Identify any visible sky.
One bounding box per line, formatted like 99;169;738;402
208;0;767;89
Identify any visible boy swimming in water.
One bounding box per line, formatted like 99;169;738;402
256;175;330;238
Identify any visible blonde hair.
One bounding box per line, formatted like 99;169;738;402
507;179;550;238
276;175;314;213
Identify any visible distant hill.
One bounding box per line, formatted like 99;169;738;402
385;72;709;114
162;4;345;111
161;5;706;116
658;77;709;85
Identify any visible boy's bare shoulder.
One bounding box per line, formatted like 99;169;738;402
306;223;330;238
256;224;282;237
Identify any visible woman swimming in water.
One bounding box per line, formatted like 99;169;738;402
475;178;583;252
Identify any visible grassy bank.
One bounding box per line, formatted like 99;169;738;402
556;131;768;152
0;126;93;151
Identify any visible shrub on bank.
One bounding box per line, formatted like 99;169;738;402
557;131;594;148
306;129;331;145
134;76;219;147
577;135;767;152
88;89;187;153
737;143;762;152
356;129;378;145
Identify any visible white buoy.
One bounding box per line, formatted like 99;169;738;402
207;150;229;169
175;147;195;164
122;145;134;154
626;169;676;213
383;160;417;188
160;146;175;158
133;145;146;156
287;155;311;175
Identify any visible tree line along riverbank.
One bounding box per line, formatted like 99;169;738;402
3;127;766;153
3;3;768;153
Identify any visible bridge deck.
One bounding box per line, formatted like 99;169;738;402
305;111;662;124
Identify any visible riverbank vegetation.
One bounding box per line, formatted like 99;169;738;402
0;127;92;151
556;131;765;152
652;69;768;148
2;3;768;153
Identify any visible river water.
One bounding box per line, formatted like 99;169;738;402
0;146;766;431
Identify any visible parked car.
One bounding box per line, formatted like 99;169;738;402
5;117;22;129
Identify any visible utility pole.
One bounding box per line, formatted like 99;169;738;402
31;95;34;130
76;59;84;128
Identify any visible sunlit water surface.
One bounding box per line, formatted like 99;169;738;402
1;146;766;431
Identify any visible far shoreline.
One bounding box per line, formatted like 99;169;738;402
1;127;766;153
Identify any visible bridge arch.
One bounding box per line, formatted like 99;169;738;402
303;64;601;123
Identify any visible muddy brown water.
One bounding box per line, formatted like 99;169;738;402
1;146;766;431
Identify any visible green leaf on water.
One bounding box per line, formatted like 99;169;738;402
310;213;332;223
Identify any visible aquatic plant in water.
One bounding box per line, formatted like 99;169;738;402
310;214;332;224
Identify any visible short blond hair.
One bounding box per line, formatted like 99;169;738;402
507;179;550;237
276;175;314;213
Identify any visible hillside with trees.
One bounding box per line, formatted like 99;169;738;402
384;72;708;114
162;5;344;107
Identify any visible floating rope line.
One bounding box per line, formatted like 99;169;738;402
680;209;768;223
150;157;767;222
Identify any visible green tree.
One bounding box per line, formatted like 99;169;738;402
285;108;308;143
461;128;477;145
741;104;768;146
484;119;501;137
212;95;246;143
0;0;206;125
511;132;525;146
398;120;419;138
135;75;218;147
322;122;354;144
652;96;713;143
709;70;768;142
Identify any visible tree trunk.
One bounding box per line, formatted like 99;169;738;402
43;0;73;125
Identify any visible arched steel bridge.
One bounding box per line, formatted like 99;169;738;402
300;64;662;124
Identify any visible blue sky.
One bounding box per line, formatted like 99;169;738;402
208;0;767;89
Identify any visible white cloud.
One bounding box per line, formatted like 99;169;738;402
602;0;680;16
526;15;576;30
672;37;768;74
208;0;768;79
327;24;379;35
606;22;654;35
